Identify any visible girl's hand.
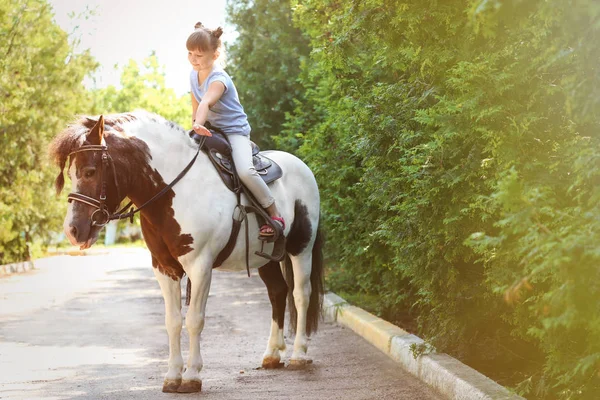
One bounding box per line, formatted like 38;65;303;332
193;123;212;137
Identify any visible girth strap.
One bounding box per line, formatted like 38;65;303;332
187;198;252;307
212;195;249;272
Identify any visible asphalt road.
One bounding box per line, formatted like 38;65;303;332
0;248;441;400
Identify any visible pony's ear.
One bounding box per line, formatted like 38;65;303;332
86;115;104;145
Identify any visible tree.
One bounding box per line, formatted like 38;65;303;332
88;52;189;127
226;0;310;148
0;0;96;263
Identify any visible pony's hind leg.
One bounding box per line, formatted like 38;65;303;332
179;262;212;393
258;261;287;368
289;251;313;365
152;265;184;393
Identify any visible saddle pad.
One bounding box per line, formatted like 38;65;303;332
253;154;282;185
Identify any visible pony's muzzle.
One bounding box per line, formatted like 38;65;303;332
65;222;88;245
67;225;79;243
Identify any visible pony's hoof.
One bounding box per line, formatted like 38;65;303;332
262;356;284;369
162;378;181;393
177;379;202;393
289;358;313;366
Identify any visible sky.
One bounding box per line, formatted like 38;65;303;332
48;0;231;96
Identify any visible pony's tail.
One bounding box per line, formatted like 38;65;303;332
307;226;324;335
284;255;296;335
285;224;324;336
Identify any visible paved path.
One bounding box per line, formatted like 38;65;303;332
0;248;441;399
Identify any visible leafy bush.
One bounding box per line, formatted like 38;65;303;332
275;0;600;397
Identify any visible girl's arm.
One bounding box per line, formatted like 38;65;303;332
191;92;199;126
193;81;226;136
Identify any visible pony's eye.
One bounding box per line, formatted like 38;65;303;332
84;168;96;178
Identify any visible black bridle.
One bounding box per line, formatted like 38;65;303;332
67;138;204;227
67;144;120;227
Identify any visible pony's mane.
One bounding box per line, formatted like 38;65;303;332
49;111;186;194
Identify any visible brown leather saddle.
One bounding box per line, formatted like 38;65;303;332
191;129;283;192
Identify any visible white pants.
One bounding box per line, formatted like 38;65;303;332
229;134;275;208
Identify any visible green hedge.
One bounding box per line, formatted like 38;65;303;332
276;0;600;398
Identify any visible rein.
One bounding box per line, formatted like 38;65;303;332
67;137;205;226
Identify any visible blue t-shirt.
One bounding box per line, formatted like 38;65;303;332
190;66;251;136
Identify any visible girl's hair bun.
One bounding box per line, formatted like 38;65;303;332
212;27;224;39
186;23;223;52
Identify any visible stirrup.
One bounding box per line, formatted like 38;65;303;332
259;216;285;239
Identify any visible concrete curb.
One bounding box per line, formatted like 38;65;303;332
0;260;35;277
323;292;524;400
46;248;110;257
1;248;113;278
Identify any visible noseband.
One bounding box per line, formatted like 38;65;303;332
66;137;205;227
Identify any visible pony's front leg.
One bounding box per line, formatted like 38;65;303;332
152;266;184;393
179;263;212;393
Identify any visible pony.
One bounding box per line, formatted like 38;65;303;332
49;111;324;393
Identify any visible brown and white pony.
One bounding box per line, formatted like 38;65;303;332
50;111;323;393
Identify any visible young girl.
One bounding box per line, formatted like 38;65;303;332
187;22;284;237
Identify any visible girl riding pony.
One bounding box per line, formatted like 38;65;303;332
187;22;284;237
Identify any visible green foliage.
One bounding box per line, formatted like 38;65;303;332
0;0;96;264
226;0;310;148
88;52;189;127
272;0;599;397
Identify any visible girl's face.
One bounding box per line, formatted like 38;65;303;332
188;48;218;72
